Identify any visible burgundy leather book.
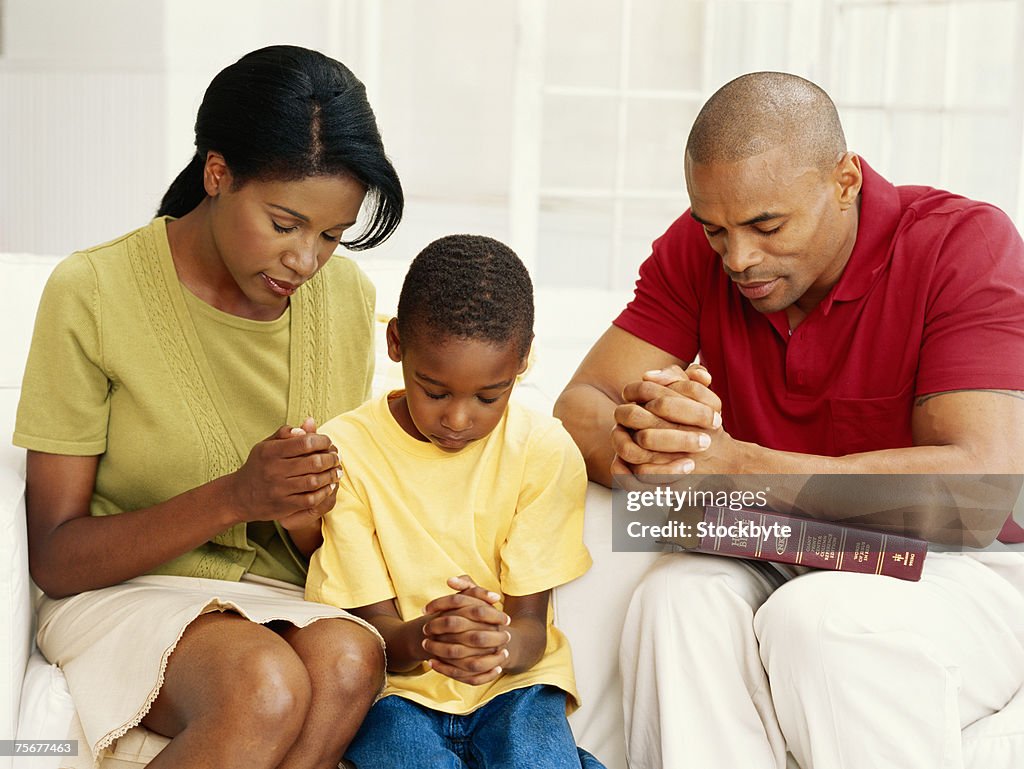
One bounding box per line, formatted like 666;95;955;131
693;505;928;581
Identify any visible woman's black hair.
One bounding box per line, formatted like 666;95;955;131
157;45;403;250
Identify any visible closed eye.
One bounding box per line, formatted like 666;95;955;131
273;222;299;234
478;395;500;404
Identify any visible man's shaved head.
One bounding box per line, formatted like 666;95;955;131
686;72;846;170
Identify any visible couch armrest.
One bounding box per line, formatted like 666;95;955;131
0;387;30;758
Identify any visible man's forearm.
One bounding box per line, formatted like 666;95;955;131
694;439;1018;546
553;382;618;487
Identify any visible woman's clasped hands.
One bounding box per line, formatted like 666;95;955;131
226;416;342;542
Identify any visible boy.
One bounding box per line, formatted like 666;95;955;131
306;235;605;768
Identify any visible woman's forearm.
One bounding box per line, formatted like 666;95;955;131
29;473;242;598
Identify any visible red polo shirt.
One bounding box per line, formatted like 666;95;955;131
615;158;1024;471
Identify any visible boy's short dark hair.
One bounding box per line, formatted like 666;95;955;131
397;234;534;359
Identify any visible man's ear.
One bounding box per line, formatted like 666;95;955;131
386;318;402;363
833;152;862;210
203;151;232;197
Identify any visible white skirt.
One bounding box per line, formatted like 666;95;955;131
35;574;382;764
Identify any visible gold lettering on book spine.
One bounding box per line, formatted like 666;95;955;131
875;535;889;575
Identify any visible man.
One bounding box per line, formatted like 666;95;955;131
554;72;1024;769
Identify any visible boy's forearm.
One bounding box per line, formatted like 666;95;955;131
363;613;430;673
502;614;548;674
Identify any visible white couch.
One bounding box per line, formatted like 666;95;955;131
3;252;1023;769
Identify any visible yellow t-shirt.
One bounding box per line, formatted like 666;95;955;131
306;393;593;715
14;217;376;583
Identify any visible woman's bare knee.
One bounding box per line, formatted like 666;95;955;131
143;613;312;747
282;619;385;697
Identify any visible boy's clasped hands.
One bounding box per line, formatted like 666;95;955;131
421;575;512;685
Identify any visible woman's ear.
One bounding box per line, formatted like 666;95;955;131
386;317;402;363
203;151;231;197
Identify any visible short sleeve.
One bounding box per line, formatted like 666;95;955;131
917;205;1024;394
499;421;592;596
613;212;711;363
14;253;111;455
305;473;396;610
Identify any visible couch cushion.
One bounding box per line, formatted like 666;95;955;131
16;653;81;769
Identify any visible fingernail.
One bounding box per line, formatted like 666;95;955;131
682;459;695;473
290;427;305;436
505;632;512;643
644;369;664;378
329;483;337;491
494;667;502;674
503;649;510;658
713;411;722;428
487;591;500;602
504;615;511;626
698;433;711;449
336;468;343;479
421;639;428;649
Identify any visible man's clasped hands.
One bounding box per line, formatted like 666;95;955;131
612;363;733;478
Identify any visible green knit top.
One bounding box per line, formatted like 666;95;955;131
14;217;375;584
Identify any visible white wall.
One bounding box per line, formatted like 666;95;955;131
0;0;365;256
2;0;1022;291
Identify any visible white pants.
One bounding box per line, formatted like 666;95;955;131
620;551;1024;769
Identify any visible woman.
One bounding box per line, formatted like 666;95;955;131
14;45;403;769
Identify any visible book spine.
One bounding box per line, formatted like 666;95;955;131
696;506;927;581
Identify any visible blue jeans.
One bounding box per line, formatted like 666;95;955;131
344;684;606;768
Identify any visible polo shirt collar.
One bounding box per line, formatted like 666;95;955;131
819;157;902;312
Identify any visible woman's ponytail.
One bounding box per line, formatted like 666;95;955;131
156;153;206;218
